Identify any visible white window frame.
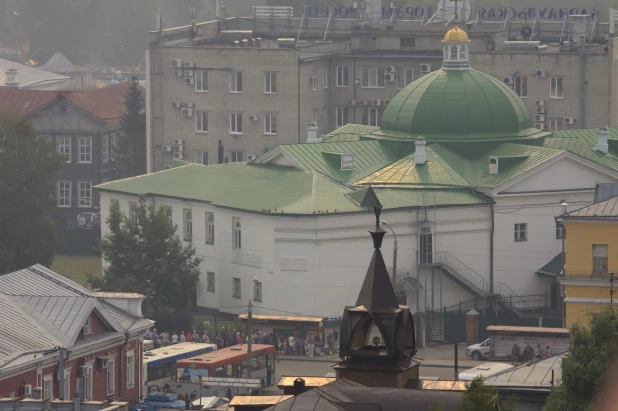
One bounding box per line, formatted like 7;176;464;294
336;107;349;128
106;358;115;395
253;281;262;302
43;374;53;400
361;107;381;126
313;109;318;124
230;151;243;163
550;77;563;99
78;181;92;208
264;113;277;135
63;369;70;400
126;351;135;389
233;277;241;299
323;67;329;89
57;181;71;208
102;134;109;163
195;111;208;133
207;271;215;292
58;136;71;163
195;70;207;92
514;76;528;98
206;213;215;244
78;136;92;163
110;132;117;161
397;68;414;89
230;71;243;93
230;113;242;134
264;72;277;94
336;66;349;87
514;223;527;242
83;316;92;334
550;119;563;131
183;209;193;241
233;218;242;249
593;244;609;274
311;68;318;91
361;67;385;88
198;152;208;165
555;221;564;239
82;365;93;400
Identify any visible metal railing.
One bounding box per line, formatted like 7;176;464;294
430;252;492;297
493;282;548;316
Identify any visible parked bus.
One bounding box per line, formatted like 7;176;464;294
173;344;276;399
143;343;217;394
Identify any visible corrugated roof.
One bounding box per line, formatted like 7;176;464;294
484;355;565;387
0;58;69;89
563;197;618;218
536;252;564;278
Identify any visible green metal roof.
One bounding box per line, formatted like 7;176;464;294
536;252;564;279
380;69;538;142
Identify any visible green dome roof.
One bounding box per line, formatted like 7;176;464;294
381;69;534;141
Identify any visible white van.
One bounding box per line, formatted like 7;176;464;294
458;362;514;381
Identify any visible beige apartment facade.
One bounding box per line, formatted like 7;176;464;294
147;16;618;172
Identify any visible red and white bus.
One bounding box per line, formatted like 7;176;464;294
173;344;276;399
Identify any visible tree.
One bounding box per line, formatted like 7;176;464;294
543;306;618;411
458;376;515;411
94;197;202;315
117;76;146;178
0;112;64;274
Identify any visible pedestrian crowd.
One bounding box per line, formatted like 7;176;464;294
511;343;553;365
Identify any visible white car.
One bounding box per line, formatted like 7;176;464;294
465;338;491;361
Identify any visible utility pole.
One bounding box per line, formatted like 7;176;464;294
610;272;615;306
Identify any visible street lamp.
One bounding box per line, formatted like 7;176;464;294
246;277;258;379
382;220;398;285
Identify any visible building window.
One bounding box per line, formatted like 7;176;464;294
313;109;318;124
336;66;349;87
83;316;92;334
514;76;528;98
110;132;117;161
78;181;92;207
514;223;527;242
264;113;277;134
450;46;458;60
198;152;208;165
183;209;193;241
397;68;414;89
230;113;242;134
102;134;109;163
264;72;277;93
106;358;115;395
233;218;241;249
63;370;70;399
361;108;382;126
556;221;564;239
207;271;215;292
311;68;318;91
126;352;135;389
341;153;354;170
323;67;329;89
82;366;92;400
336;107;349;127
196;111;208;133
130;202;138;223
550;77;563;99
230;151;243;163
57;181;71;208
58;136;71;163
78;136;92;163
233;277;241;298
195;70;207;92
60;103;67;113
460;45;467;58
550;119;563;130
230;71;243;93
361;67;385;88
43;374;53;400
593;244;608;274
164;206;172;226
206;212;215;244
400;37;416;47
253;281;262;302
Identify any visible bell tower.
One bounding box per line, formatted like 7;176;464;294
334;200;418;388
441;0;471;71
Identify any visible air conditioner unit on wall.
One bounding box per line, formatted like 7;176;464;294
181;108;193;117
21;384;32;397
384;73;396;82
372;99;382;106
173;145;183;152
174;138;184;145
534;114;545;122
184;70;194;77
535;122;545;130
348;99;356;106
163;165;171;170
564;117;575;125
384;99;391;105
170;59;183;67
249;115;259;122
184;61;195;68
420;63;432;73
97;358;108;369
535;69;546;77
162;145;172;152
172;101;182;108
536;106;546;114
503;76;513;85
184;77;194;85
535;99;545;106
385;65;396;73
173;70;183;77
173;152;184;160
247;154;257;161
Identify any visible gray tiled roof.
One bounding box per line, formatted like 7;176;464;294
0;264;151;370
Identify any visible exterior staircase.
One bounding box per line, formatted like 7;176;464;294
433;252;491;299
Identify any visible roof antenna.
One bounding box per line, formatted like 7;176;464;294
453;0;459;25
156;8;163;31
189;3;197;39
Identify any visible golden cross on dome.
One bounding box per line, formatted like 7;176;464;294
453;0;459;25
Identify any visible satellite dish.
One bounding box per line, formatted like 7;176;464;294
436;0;472;23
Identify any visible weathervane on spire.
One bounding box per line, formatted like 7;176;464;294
453;0;459;25
373;199;383;229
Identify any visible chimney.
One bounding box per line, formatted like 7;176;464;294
5;68;19;88
306;122;318;144
598;127;608;154
414;139;426;165
293;378;306;396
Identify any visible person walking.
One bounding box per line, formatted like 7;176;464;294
180;331;187;343
152;329;160;349
161;330;170;347
307;334;315;359
511;344;520;365
172;331;179;344
289;335;296;355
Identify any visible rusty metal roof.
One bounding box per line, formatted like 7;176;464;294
563;197;618;219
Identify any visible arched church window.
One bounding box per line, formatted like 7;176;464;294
460;45;466;59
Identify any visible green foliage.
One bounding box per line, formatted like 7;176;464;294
117;76;146;178
95;197;202;315
543;306;618;411
0;112;64;274
458;376;515;411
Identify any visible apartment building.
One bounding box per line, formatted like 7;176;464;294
147;10;618;172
